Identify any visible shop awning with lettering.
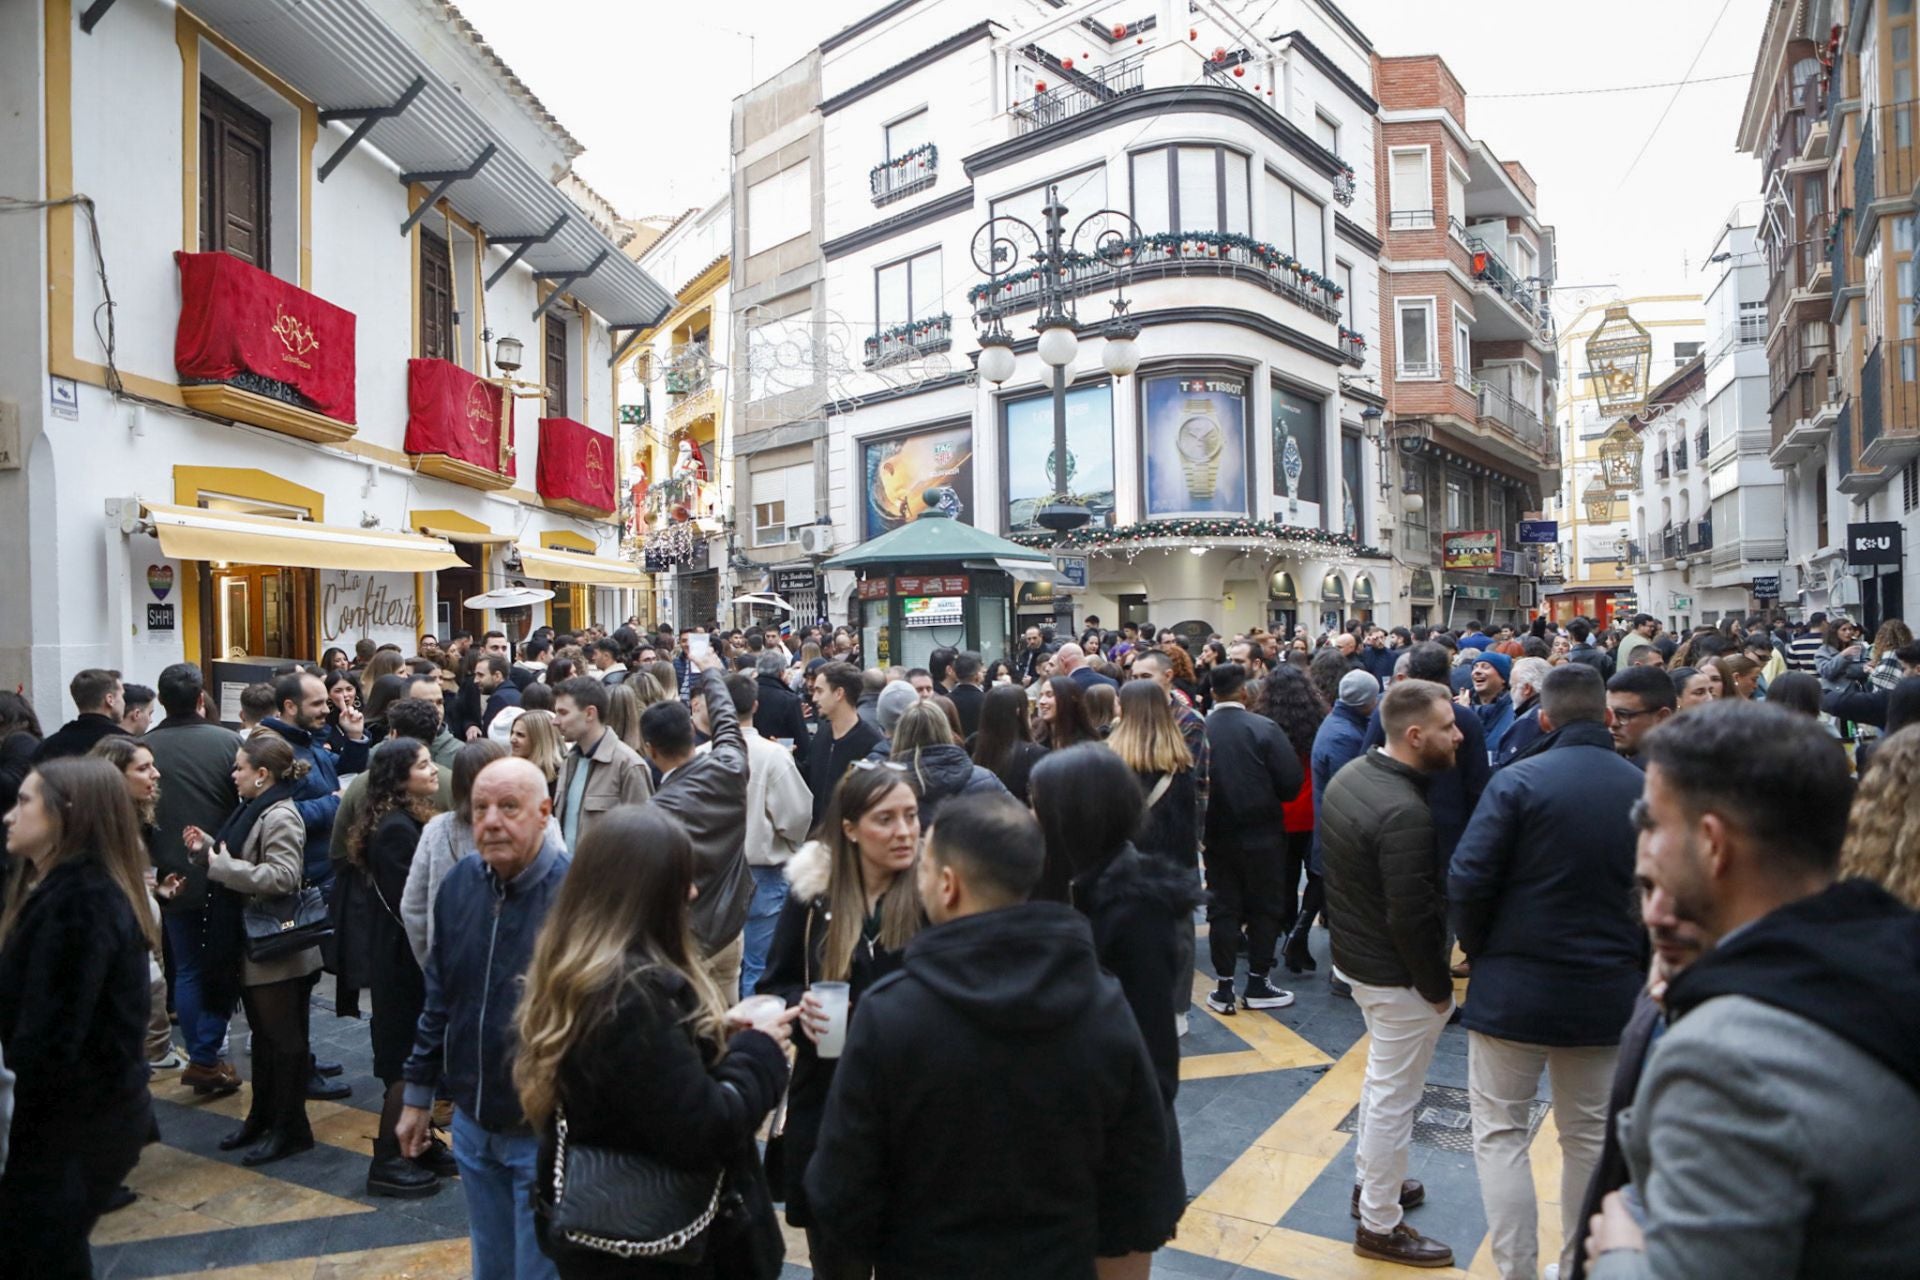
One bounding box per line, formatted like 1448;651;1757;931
514;541;647;585
143;502;465;573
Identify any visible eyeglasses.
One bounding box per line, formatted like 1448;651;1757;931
1611;705;1662;723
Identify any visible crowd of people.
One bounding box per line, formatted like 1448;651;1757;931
0;602;1916;1279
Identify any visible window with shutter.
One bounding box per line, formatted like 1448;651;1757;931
546;316;569;419
199;80;271;269
419;229;453;361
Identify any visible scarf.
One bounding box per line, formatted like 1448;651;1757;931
202;778;301;1014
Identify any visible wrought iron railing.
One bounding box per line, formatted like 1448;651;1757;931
871;143;937;205
1466;233;1543;323
863;313;952;367
1691;519;1713;553
1388;208;1435;230
1339;327;1366;365
1673;440;1688;473
1010;56;1145;135
1655;452;1671;482
969;231;1342;325
1855;102;1920;227
1474;380;1548;453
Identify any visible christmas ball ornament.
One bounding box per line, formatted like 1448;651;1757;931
1189;27;1198;39
1035;80;1047;93
1234;65;1245;77
1062;56;1073;69
1112;22;1127;37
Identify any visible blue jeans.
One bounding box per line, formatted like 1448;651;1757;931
741;864;790;998
162;909;231;1067
451;1108;556;1280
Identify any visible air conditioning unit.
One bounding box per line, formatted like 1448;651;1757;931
796;524;836;557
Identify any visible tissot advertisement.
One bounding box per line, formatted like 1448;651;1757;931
1004;383;1116;534
1143;374;1249;518
861;422;975;540
1271;384;1325;519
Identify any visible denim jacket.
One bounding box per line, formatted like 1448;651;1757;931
402;834;569;1132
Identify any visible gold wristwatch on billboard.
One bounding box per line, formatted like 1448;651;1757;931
1177;405;1223;502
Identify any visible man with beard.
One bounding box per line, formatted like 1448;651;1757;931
1318;680;1463;1268
1584;702;1920;1278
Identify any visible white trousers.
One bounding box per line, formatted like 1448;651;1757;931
1467;1032;1617;1280
1342;969;1451;1234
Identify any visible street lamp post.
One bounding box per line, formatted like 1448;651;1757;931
971;185;1141;536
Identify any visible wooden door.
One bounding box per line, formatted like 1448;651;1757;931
420;229;454;361
199;80;271;268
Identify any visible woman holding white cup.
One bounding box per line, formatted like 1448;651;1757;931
755;762;924;1280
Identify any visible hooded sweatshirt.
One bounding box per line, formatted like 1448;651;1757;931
1590;878;1920;1280
804;902;1170;1278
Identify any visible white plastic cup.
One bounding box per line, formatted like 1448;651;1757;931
811;981;851;1059
727;994;787;1033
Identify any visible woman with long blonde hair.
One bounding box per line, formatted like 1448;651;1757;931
604;681;645;754
756;764;924;1276
1840;724;1920;908
509;708;566;797
0;758;163;1273
516;806;793;1278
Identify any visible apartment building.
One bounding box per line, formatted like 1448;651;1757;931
0;0;669;720
1373;54;1561;629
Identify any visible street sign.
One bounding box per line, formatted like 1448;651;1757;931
1752;574;1781;599
1517;519;1559;545
1671;594;1693;611
1847;521;1903;568
1054;554;1089;590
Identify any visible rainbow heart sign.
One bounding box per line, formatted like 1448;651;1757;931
147;564;174;601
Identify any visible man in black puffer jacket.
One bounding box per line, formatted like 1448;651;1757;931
806;795;1168;1279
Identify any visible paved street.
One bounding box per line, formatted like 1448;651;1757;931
92;933;1556;1280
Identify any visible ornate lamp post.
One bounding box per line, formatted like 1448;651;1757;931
971;185;1141;535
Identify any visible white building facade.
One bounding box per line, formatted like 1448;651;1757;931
1;0;671;724
738;0;1392;654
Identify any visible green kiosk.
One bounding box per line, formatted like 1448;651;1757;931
826;490;1062;668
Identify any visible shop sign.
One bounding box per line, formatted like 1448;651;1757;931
1517;519;1559;545
1670;593;1693;611
1054;555;1088;590
772;568;817;595
1752;574;1781;599
896;574;969;595
1847;521;1904;568
857;578;892;601
132;536;180;644
1450;585;1501;600
320;571;419;648
1442;530;1501;570
902;595;964;627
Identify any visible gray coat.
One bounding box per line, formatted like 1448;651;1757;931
653;667;754;955
1591;995;1920;1280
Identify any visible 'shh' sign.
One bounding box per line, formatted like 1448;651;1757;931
321;571;419;647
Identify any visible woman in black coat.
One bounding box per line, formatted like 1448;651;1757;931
518;806;793;1280
969;683;1047;804
1030;744;1200;1263
0;759;160;1279
755;765;924;1280
343;737;444;1200
0;691;44;822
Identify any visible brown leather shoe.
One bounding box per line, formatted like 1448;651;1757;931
181;1061;242;1096
1354;1222;1453;1268
1351;1178;1426;1218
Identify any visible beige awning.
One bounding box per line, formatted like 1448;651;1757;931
409;508;513;545
514;541;647;585
143;502;465;573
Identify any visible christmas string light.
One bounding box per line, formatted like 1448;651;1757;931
1009;518;1388;562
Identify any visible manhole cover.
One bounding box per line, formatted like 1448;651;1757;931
1335;1083;1548;1154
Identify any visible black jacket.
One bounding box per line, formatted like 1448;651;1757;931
1568;641;1615;680
1567;991;1662;1280
804;716;884;827
804;903;1170;1278
1071;846;1202;1249
752;841;910;1229
481;681;521;732
0;731;36;822
652;670;754;953
892;742;1008;827
1359;645;1397;684
752;673;809;763
29;712;122;763
1012;644;1051;685
535;968;789;1280
1133;766;1199;870
0;859;152;1150
1664;878;1920;1093
1201;706;1304;854
1448;721;1647;1046
978;739;1047;805
947;682;987;739
145;714;243;913
1362;699;1490;874
1318;750;1451;1003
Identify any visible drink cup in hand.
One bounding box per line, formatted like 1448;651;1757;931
809;981;851;1059
727;994;789;1033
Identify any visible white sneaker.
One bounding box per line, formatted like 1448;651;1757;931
1175;1011;1190;1038
149;1050;186;1072
1544;1266;1561;1280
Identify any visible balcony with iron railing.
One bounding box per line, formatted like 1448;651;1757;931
665;348;712;397
1473;380;1549;458
1672;440;1689;474
1010;54;1145;136
1695;426;1711;462
871;143;937;206
1660;522;1680;561
1858;337;1920;469
1655;451;1671;482
1690;518;1713;554
863;313;952;368
1852;102;1920;250
1765;237;1827;330
1458;225;1549;342
1388;208;1435;231
1769;341;1837;467
1766;102;1812;177
968;230;1343;326
1338;327;1366;365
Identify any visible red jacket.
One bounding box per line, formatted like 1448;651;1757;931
1282;751;1314;833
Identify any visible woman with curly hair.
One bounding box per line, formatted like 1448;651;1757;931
345;736;446;1199
1259;667;1331;974
1840;724;1920;908
1161;641;1201;709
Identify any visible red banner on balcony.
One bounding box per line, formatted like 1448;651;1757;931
406;358;513;478
536;417;616;513
173;251;357;422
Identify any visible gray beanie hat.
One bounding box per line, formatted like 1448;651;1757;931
1337;669;1381;709
877;680;922;735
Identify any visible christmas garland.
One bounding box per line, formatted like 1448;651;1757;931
966;230;1343;305
864;314;953;358
870;142;937;178
1009;518;1387;559
1337;325;1367;348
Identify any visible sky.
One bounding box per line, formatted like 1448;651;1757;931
452;0;1771;308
